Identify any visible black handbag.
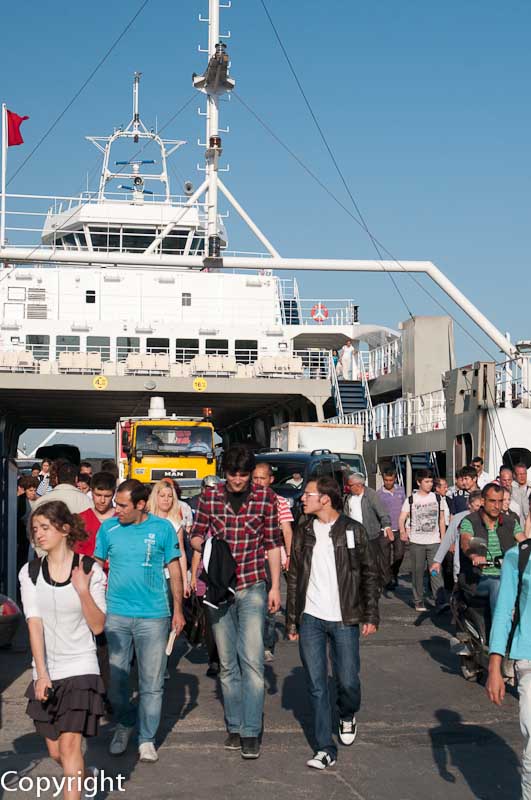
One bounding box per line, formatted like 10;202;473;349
183;592;206;647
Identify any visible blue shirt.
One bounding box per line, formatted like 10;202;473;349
489;545;531;660
94;513;180;618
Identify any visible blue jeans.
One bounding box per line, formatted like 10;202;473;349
105;614;169;745
208;581;267;737
475;575;500;614
299;613;361;759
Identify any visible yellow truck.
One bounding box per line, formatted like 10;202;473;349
117;397;216;489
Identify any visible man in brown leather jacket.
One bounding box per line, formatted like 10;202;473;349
286;476;379;771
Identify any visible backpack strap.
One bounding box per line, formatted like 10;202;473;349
72;553;96;574
506;540;531;655
28;557;42;585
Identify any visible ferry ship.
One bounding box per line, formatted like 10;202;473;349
1;1;530;593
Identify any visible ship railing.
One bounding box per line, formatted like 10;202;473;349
295;300;359;327
495;355;531;409
367;339;402;380
327;388;446;442
0;345;331;380
0;191;208;249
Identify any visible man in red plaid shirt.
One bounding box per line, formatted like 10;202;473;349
191;445;282;760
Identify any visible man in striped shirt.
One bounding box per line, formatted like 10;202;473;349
253;462;295;657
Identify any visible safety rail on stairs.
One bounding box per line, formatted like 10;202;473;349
327;388;446;442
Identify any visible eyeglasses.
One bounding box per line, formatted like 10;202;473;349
301;492;321;497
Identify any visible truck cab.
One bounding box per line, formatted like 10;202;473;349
117;399;216;489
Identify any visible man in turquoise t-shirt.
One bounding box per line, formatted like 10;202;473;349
94;479;185;763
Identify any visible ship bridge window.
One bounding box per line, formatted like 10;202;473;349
117;336;140;362
189;235;205;256
26;335;49;361
182;293;192;307
61;234;77;248
86;290;96;304
147;337;169;354
56;336;80;354
162;229;189;254
176;339;199;363
89;227;120;251
76;232;87;248
87;336;110;360
235;340;258;364
122;228;156;253
206;339;228;356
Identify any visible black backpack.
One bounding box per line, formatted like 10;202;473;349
28;552;95;584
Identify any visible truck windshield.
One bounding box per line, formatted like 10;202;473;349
135;426;213;456
263;460;308;490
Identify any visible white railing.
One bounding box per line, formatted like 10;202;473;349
367;339;402;380
328;388;446;442
496;356;531;409
328;351;344;417
1;191;208;251
298;300;359;326
0;346;331;381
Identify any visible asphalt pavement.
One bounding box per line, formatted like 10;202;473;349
0;577;523;800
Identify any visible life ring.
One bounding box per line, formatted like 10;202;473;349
311;303;329;323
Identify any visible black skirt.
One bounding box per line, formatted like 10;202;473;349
25;674;105;740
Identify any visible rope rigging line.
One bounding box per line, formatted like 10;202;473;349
256;1;502;362
258;0;414;320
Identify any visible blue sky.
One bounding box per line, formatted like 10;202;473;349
3;0;530;363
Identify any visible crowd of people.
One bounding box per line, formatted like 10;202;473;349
14;447;531;797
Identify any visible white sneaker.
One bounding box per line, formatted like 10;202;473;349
306;750;336;770
138;742;159;763
109;724;134;756
338;717;357;746
82;767;99;800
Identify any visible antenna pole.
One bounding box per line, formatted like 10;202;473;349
206;0;221;258
133;71;142;143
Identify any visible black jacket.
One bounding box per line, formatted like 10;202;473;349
286;512;380;631
200;537;237;609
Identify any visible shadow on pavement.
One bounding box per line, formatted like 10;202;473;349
281;666;313;749
429;708;521;800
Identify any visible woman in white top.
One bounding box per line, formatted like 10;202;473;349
19;500;107;800
147;479;190;597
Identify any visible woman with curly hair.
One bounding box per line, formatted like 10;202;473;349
19;501;107;799
147;480;190;597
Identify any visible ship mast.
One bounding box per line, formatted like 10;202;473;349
193;0;235;260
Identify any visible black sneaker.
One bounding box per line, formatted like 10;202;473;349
206;662;220;677
224;733;241;750
241;737;261;759
306;750;336;770
338;717;357;746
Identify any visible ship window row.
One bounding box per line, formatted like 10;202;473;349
84;290;192;306
55;226;205;256
24;335;259;363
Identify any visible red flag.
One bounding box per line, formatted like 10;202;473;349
6;110;29;146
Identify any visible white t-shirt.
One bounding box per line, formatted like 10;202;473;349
304;519;342;622
347;494;363;524
19;557;107;681
401;492;441;545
